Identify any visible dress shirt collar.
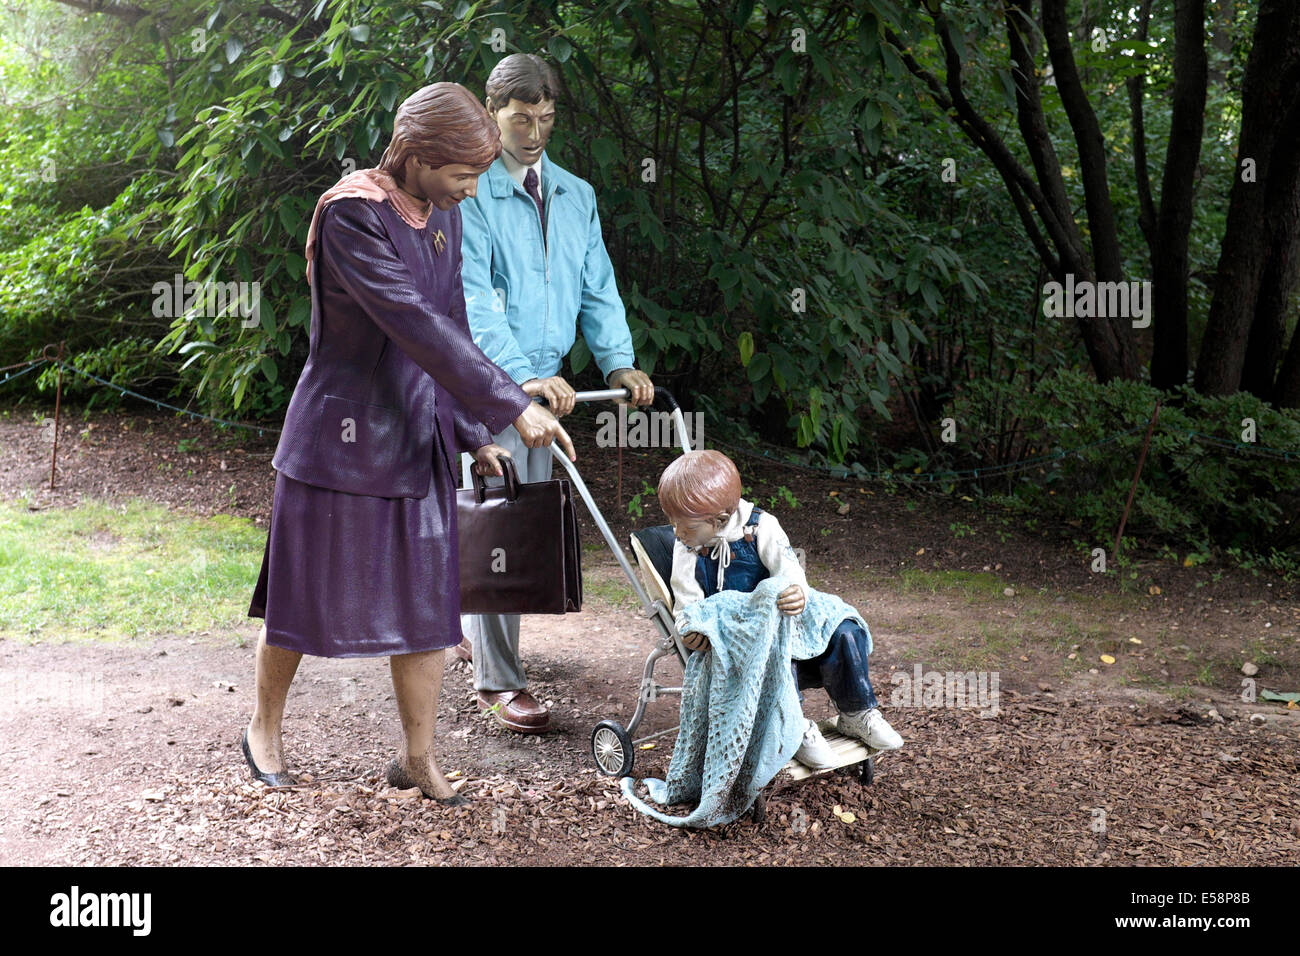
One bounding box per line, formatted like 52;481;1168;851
501;149;543;189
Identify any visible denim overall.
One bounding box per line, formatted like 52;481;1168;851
694;506;877;712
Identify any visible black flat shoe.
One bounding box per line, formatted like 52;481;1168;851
241;729;296;787
385;759;469;806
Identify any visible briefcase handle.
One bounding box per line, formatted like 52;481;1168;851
472;454;521;504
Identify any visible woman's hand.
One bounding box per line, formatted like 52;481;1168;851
777;585;806;616
681;631;710;652
521;376;577;417
472;443;512;477
514;402;576;460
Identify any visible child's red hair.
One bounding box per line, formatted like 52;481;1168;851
657;450;742;521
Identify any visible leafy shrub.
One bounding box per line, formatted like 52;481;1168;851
943;370;1300;563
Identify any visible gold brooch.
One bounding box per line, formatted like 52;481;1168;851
431;229;447;255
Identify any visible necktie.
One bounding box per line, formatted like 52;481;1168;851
524;166;546;236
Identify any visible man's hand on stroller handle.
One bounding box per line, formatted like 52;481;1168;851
606;368;655;407
513;403;576;460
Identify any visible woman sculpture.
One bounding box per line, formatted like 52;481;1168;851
244;82;574;804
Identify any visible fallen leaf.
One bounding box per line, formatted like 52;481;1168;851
1129;638;1143;645
1100;655;1116;665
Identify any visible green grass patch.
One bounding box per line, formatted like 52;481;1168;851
896;568;1009;601
582;573;638;608
902;622;1026;671
0;498;265;643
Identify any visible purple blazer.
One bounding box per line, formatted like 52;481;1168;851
273;197;532;498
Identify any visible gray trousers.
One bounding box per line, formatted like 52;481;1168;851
458;423;554;693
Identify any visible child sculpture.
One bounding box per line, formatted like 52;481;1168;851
658;450;903;766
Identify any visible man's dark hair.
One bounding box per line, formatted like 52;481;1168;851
484;53;560;113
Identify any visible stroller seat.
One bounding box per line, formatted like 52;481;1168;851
628;525;679;618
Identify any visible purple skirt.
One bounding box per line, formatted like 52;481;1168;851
249;469;463;658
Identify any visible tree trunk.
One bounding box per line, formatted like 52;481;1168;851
1241;101;1300;398
1150;0;1207;390
1042;0;1124;282
1195;0;1300;395
1127;0;1158;253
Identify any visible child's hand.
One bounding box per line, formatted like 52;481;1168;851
777;585;806;616
681;631;710;652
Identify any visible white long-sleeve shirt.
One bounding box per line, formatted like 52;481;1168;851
669;498;808;633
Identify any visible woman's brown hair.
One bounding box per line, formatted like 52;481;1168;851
377;82;501;176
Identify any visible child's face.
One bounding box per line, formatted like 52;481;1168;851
668;512;725;549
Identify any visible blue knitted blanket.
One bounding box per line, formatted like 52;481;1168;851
619;576;870;828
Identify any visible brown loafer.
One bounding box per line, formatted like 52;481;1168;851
451;638;473;664
477;689;550;734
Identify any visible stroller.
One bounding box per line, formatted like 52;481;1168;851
513;386;880;817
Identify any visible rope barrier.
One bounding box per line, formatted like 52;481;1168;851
22;359;282;438
0;359;49;385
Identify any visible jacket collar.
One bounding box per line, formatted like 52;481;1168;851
487;151;566;201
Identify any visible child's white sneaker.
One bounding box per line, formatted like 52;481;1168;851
794;718;837;770
837;708;904;751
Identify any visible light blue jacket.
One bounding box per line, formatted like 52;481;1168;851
459;153;636;386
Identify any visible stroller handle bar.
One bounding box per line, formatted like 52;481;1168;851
537;384;694;624
532;385;693;457
461;384;694;716
457;385;693;631
533;385;683;413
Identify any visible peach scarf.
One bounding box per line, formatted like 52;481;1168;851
304;168;432;285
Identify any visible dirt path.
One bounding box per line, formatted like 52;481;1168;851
1;403;1298;865
3;554;1297;867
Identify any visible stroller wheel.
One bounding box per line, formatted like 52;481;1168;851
591;720;634;777
859;756;875;786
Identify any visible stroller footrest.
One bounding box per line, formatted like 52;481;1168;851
782;718;880;780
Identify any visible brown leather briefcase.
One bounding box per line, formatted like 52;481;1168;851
456;456;583;614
